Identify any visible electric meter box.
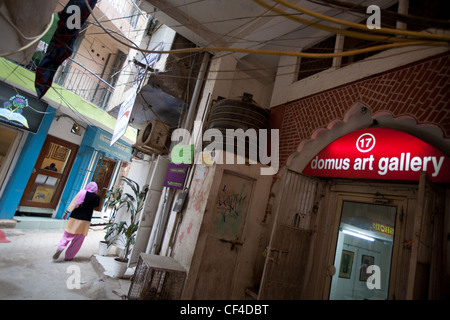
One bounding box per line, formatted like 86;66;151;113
173;191;188;213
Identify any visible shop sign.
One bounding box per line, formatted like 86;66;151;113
110;90;136;146
164;163;189;190
86;126;132;161
0;84;48;133
302;128;450;183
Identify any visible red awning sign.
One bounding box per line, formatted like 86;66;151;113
302;128;450;183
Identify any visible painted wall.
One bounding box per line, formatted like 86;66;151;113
270;46;450;108
230;69;274;110
48;116;84;146
0;106;55;219
174;152;274;299
171;162;217;273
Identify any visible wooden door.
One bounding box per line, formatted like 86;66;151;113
20;135;78;209
258;170;320;299
406;172;445;299
192;170;255;299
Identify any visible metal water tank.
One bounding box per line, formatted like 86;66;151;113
204;92;270;159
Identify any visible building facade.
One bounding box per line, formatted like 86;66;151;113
131;0;450;300
0;0;148;221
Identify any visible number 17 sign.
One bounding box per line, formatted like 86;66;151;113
302;128;450;183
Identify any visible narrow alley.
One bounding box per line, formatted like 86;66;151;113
0;223;130;300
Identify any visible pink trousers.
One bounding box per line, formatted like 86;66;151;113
57;231;85;260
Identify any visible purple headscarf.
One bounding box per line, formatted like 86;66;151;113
75;182;98;207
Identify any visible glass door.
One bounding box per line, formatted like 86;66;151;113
20;136;78;209
329;200;397;300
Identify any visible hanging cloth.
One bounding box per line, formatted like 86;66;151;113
35;0;98;99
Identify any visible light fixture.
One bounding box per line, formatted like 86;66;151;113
55;115;85;135
71;123;80;134
343;229;375;242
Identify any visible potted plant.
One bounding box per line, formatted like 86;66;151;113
106;177;148;277
99;186;122;256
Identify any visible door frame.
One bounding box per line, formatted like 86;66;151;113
192;169;256;299
323;190;407;300
92;154;117;209
20;135;78;209
322;181;418;300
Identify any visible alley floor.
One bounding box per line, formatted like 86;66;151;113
0;225;130;300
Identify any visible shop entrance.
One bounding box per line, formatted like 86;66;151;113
92;154;117;210
323;174;445;300
19;135;78;212
258;169;446;299
329;199;398;300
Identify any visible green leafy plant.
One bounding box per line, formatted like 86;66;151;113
102;186;123;243
104;177;149;262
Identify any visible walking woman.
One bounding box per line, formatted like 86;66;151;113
53;182;101;261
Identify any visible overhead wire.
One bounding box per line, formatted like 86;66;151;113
270;0;450;41
307;0;450;30
83;0;447;61
252;0;448;45
4;0;443;116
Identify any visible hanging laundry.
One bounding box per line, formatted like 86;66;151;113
35;0;98;100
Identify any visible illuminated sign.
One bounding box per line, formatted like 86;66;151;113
0;84;48;133
302;128;450;183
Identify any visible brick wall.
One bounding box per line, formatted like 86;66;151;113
270;51;450;167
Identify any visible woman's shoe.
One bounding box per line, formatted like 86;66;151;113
53;249;63;260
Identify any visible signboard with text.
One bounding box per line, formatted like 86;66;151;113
302;128;450;183
0;84;48;133
111;90;136;146
86;126;133;161
164;163;189;189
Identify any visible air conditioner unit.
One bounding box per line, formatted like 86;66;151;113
133;120;170;154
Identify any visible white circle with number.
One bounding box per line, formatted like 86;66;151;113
356;133;376;153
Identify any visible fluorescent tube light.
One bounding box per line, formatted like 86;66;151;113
343;229;375;242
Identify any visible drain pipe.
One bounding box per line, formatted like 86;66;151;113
183;52;211;132
152;52;210;255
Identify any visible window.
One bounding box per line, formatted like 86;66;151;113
297;35;336;81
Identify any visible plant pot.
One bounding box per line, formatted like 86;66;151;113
112;257;128;278
98;241;109;256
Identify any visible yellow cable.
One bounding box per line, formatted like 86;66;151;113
272;0;450;42
253;0;446;45
0;14;55;57
84;0;446;59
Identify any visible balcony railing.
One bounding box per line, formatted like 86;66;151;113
53;58;114;110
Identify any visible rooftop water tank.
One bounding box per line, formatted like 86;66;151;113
204;92;270;160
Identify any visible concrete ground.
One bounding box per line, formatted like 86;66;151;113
0;224;132;300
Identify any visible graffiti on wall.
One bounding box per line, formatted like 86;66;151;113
212;172;254;241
